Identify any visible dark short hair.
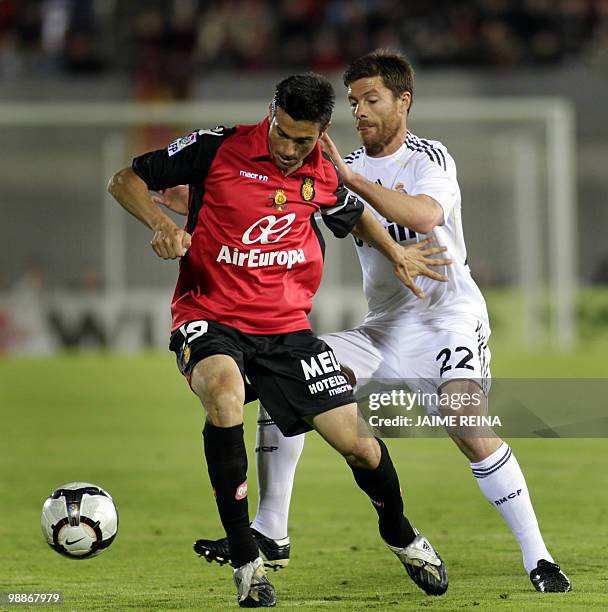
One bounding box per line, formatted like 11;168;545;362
272;73;335;130
343;49;414;107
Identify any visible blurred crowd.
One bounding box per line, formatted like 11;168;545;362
1;0;608;95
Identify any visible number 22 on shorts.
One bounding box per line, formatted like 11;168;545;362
436;346;475;377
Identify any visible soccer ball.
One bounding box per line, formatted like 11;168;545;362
41;482;118;559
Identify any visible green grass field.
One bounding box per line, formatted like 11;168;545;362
1;345;607;611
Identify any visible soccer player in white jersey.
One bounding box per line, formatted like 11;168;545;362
193;50;571;593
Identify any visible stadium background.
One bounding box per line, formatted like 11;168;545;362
1;1;607;610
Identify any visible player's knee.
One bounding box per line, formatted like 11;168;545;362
191;360;242;399
342;437;380;470
203;394;244;427
191;364;244;425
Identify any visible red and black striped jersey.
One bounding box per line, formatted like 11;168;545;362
132;118;363;334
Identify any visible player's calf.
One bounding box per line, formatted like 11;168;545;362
349;438;417;547
203;422;258;569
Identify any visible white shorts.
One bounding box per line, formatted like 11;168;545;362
321;316;491;416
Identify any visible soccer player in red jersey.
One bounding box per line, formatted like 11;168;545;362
108;74;449;607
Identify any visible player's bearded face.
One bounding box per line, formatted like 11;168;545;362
268;107;322;175
348;76;408;156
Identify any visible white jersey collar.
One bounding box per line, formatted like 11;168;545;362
363;142;408;167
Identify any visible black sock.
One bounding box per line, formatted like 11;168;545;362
203;422;258;567
350;438;416;547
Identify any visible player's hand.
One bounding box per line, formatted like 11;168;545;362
150;221;192;259
391;238;451;299
150;185;189;216
320;133;356;187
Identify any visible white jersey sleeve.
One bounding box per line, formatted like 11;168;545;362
407;138;459;223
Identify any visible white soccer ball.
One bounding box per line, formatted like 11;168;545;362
41;482;118;559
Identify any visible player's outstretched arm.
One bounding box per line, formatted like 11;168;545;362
321;133;443;234
352;207;450;299
107;168;191;260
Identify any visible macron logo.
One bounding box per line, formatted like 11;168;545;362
239;170;269;182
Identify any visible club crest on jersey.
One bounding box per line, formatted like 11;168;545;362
300;177;315;201
168;131;197;157
269;189;288;211
182;342;191;365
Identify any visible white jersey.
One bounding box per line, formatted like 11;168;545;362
345;131;488;325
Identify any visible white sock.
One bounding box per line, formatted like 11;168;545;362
471;442;553;573
250;403;304;541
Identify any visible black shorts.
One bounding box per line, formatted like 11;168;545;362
169;320;355;436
